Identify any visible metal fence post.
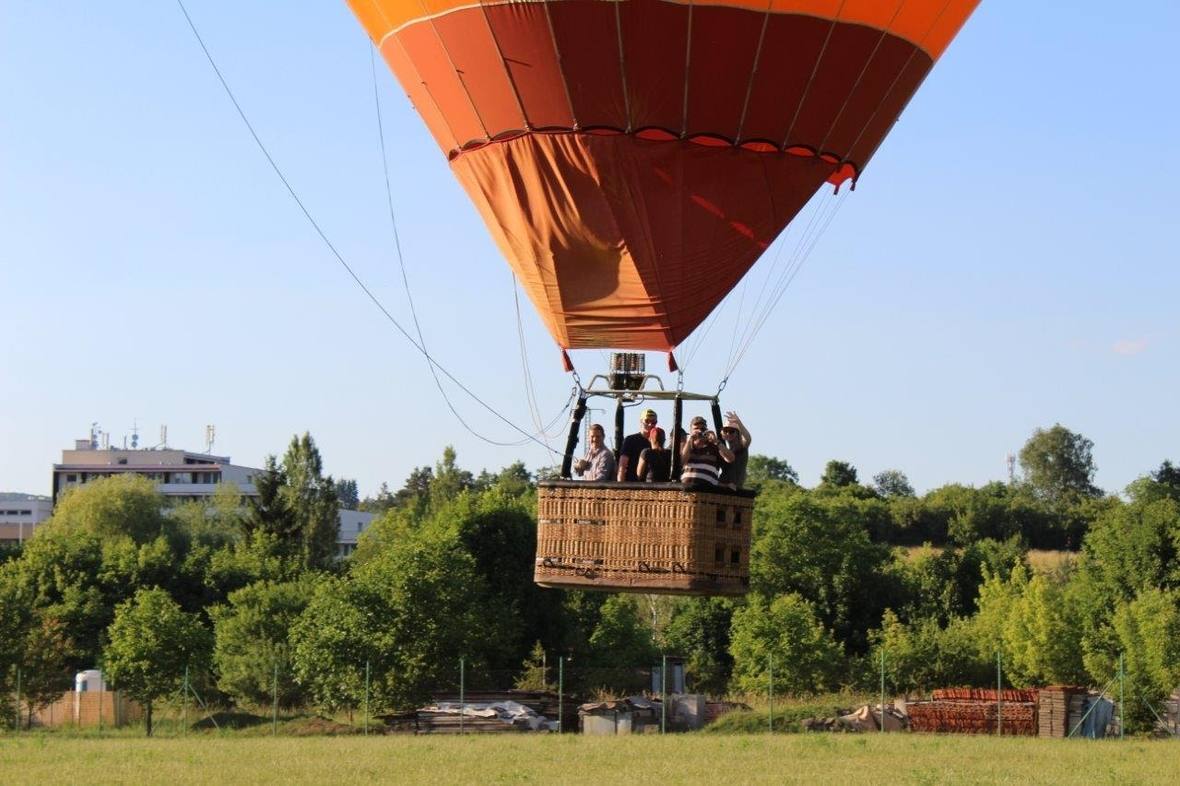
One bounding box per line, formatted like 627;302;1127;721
1118;653;1125;740
364;660;371;736
768;655;774;734
272;658;279;736
558;656;564;734
661;654;667;734
183;664;189;736
15;667;21;732
996;650;1002;736
880;650;886;733
459;656;465;736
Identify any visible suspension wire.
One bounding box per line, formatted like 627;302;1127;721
679;285;735;372
726;277;750;368
726;188;846;379
728;185;830;364
512;273;561;452
175;0;560;454
728;190;838;378
369;46;547;449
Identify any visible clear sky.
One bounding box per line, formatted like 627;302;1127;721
2;1;1177;500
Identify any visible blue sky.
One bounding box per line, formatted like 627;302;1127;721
2;1;1177;499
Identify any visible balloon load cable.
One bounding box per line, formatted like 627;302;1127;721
175;0;563;454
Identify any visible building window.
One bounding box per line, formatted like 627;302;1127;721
67;474;77;482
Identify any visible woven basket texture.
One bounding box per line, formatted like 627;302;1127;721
534;483;753;595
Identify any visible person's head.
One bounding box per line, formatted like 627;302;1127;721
649;427;666;449
588;423;605;447
640;408;658;433
690;416;708;443
720;424;739;444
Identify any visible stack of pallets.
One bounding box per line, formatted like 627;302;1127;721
1037;686;1086;738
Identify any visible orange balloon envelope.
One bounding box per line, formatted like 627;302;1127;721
349;0;980;351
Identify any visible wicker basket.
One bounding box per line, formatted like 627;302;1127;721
534;480;754;595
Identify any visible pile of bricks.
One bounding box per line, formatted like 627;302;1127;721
909;688;1037;736
932;687;1037;703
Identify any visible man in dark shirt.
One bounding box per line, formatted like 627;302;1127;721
718;411;752;490
617;408;658;482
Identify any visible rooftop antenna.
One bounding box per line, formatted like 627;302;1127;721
205;424;216;454
101;431;110;450
1006;453;1017;484
158;425;168;449
131;421;139;449
90;422;100;450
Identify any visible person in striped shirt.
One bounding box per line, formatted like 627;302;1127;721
680;416;734;491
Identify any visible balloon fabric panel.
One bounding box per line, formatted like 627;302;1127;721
351;0;980;350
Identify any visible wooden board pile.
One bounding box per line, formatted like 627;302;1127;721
427;690;578;733
414;706;534;734
909;688;1037;736
1037;686;1087;738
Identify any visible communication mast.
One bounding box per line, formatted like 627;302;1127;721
1006;453;1017;484
204;425;216;454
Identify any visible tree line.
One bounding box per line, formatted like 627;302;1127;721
2;426;1178;734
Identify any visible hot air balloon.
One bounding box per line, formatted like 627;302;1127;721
348;0;980;594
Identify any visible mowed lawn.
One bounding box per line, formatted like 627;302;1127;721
1;734;1176;785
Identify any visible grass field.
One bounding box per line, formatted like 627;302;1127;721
1;733;1176;785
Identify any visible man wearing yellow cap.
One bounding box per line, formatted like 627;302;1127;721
617;408;659;482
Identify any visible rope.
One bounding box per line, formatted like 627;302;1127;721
175;0;560;454
726;188;845;379
513;274;562;451
369;45;550;448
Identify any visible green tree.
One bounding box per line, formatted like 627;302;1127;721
750;486;896;652
745;455;799;488
892;542;1017;626
6;509;185;667
1099;590;1180;733
586;595;658;692
1072;495;1180;659
662;598;734;695
334;478;360;509
729;594;843;695
291;530;490;712
102;588;212;736
244;457;297;542
1002;571;1085;686
359;481;398;514
395;467;434;510
211;577;317;708
1153;461;1180;493
1018;424;1100;504
281;433;340;571
819;460;859;488
869;611;989;696
873;469;915;499
0;567;33;726
514;641;554;691
923;483;1021;546
431;446;474;506
51;474;169;543
13;615;74;728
